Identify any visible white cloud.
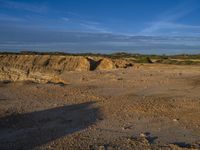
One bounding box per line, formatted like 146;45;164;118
141;22;200;35
61;17;70;22
79;23;109;33
140;0;200;36
61;12;110;33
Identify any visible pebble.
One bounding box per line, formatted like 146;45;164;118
140;133;147;138
122;124;132;130
98;145;105;150
173;118;179;122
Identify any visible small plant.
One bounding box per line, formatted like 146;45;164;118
136;57;153;63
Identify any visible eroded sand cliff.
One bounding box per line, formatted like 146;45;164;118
0;54;133;83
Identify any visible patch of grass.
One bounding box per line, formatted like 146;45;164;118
135;57;153;63
156;59;200;65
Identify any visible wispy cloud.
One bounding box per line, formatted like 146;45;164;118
0;0;48;13
79;23;109;33
61;12;110;33
140;0;200;36
140;22;200;36
0;0;110;34
61;17;70;22
0;14;24;22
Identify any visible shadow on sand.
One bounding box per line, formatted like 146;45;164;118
0;102;101;149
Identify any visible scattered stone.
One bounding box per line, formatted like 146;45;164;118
173;118;179;122
98;145;105;150
117;78;123;80
122;125;132;130
140;133;147;138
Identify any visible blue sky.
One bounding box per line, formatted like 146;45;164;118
0;0;200;54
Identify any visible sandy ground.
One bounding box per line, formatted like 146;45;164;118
0;64;200;150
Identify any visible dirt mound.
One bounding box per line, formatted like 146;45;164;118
96;58;115;70
113;59;134;68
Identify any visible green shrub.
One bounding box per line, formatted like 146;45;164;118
136;57;153;63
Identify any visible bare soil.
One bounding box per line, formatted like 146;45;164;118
0;64;200;149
